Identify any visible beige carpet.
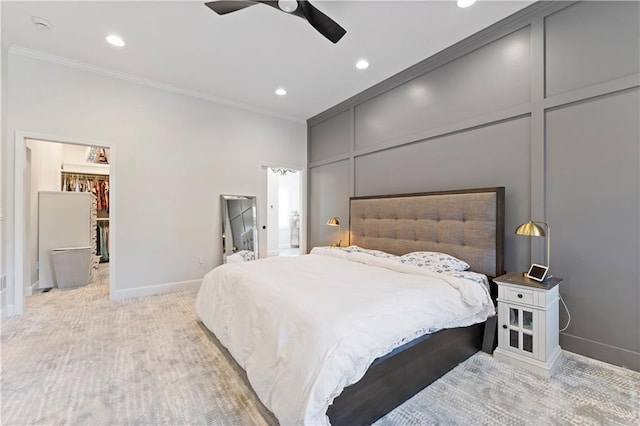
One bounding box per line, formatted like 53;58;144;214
2;268;639;425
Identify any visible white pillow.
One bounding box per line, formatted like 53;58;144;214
398;251;470;273
340;245;398;259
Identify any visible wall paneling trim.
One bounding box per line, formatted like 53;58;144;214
307;1;640;370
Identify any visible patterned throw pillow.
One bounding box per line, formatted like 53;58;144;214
398;251;470;273
236;250;255;261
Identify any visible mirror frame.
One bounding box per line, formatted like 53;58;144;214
221;194;258;264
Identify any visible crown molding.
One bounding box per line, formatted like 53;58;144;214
8;45;305;124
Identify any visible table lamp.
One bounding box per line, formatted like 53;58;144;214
515;220;550;270
326;217;341;247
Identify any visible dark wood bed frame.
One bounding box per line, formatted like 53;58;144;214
327;187;505;425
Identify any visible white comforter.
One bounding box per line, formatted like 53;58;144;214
195;248;494;425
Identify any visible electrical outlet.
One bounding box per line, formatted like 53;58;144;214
198;256;204;267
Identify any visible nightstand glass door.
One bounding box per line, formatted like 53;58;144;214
501;303;538;359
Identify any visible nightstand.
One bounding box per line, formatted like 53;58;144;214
493;272;563;377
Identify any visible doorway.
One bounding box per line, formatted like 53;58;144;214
266;167;302;257
15;135;113;314
26;139;111;296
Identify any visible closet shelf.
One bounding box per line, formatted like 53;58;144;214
97;218;110;221
62;162;110;176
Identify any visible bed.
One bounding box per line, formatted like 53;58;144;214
196;187;505;425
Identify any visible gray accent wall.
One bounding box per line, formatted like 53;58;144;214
354;28;531;150
546;88;639;368
309;159;351;248
309;110;351;163
307;1;640;371
545;1;640;97
355;117;531;272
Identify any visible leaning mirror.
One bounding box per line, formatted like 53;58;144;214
221;195;258;263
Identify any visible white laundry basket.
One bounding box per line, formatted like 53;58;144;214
50;247;92;289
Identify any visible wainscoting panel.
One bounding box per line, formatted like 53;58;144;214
309;160;351;248
307;0;640;370
546;88;640;362
355;117;531;272
309;110;351;163
545;1;640;97
354;27;531;150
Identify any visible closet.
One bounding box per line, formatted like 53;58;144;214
27;140;111;294
61;171;110;263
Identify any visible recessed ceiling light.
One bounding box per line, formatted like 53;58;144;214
457;0;477;8
275;88;287;96
106;34;125;47
32;16;53;31
356;59;370;70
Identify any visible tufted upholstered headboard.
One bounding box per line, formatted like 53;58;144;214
241;229;254;251
349;187;504;277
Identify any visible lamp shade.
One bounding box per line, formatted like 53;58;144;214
515;220;550;270
327;217;340;226
515;221;546;237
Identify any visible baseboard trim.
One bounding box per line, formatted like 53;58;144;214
560;333;640;372
110;279;201;301
24;281;40;297
1;304;15;321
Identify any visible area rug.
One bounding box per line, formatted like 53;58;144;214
1;275;638;425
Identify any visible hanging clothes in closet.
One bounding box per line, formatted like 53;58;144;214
61;172;110;213
98;221;110;262
61;171;110;262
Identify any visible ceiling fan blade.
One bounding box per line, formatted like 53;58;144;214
205;1;257;15
298;1;346;44
205;1;347;44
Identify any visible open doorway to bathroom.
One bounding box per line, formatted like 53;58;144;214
24;139;111;301
266;167;302;257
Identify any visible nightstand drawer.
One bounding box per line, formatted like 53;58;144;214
502;287;534;305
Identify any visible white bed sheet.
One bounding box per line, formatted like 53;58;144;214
196;248;494;425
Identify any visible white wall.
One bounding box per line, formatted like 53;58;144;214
278;171;300;227
63;144;91;165
62;144;111;168
266;170;279;255
266;169;301;253
277;171;300;248
1;40;8;314
3;52;306;305
25;139;64;289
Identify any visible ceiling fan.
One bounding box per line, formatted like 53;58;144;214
204;0;347;44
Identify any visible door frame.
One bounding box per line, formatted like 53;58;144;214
12;131;116;315
259;163;307;258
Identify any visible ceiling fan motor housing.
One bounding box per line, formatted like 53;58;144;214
205;0;346;44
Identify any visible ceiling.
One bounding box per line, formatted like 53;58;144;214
1;1;534;121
